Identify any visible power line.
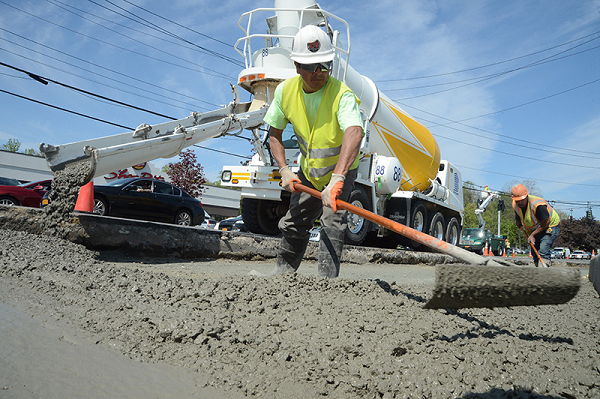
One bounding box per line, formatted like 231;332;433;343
385;44;599;92
456;164;600;187
0;1;235;80
0;28;219;110
0;88;134;130
0;61;178;120
376;30;600;83
390;38;600;100
46;0;242;69
118;0;238;52
88;0;243;67
193;145;251;160
398;77;600;160
439;134;598;169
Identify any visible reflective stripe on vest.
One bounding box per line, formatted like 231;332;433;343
281;75;360;190
512;195;560;235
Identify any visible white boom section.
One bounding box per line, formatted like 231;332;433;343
40;100;267;182
475;190;498;228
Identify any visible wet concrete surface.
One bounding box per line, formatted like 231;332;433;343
1;205;599;398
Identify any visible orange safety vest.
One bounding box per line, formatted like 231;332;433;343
512;195;560;235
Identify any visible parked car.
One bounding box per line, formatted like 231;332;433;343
0;179;51;208
570;250;591;260
0;176;21;186
200;219;218;229
43;178;204;226
216;215;247;232
550;249;563;259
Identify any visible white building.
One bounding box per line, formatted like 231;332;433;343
0;150;241;217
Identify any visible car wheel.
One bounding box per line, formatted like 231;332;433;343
428;212;445;242
0;196;19;206
175;210;193;226
345;186;371;246
444;217;461;246
93;197;108;216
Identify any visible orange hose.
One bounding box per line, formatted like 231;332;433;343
519;225;547;267
293;182;499;265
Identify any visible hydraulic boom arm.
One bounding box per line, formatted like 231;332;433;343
39;99;267;183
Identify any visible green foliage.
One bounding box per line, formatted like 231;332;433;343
2;138;21;152
1;138;40;155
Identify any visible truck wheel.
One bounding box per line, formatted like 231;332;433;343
428;212;445;241
409;202;427;249
345;186;371;246
241;198;284;236
445;217;461;246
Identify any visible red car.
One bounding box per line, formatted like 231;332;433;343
0;180;52;208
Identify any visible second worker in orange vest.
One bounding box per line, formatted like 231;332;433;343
511;183;561;267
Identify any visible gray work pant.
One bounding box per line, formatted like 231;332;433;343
276;168;357;278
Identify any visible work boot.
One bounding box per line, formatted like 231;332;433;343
318;227;345;278
263;236;309;276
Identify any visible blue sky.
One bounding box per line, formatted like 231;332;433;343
0;0;598;218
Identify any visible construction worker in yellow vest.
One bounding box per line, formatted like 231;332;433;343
511;183;561;267
262;25;364;278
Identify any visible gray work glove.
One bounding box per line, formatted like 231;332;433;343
321;174;345;212
279;166;301;192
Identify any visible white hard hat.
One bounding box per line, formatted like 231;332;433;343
290;25;335;64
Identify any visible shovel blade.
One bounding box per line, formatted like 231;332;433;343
424;265;581;309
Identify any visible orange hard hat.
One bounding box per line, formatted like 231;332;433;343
511;184;528;200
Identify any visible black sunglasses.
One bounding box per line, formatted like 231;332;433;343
298;62;332;73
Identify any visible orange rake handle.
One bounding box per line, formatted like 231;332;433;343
293;182;503;266
519;225;548;267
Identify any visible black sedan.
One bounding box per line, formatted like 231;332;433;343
92;178;205;226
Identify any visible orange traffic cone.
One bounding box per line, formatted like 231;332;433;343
74;181;94;213
502;248;507;257
512;250;516;258
528;250;532;258
593;249;596;257
483;242;489;256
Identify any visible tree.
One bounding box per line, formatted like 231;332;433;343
2;138;21;152
554;216;600;252
166;149;206;198
1;138;40;155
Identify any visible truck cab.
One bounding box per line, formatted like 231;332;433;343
459;228;506;256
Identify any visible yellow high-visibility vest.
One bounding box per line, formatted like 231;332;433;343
281;75;360;190
513;195;560;235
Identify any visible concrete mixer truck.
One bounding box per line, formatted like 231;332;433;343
219;0;464;247
39;0;464;249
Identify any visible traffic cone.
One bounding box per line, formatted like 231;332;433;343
74;181;94;213
528;250;532;258
512;250;515;258
502;248;507;257
593;249;596;257
483;242;489;256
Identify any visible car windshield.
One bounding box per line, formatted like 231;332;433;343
103;179;136;187
0;177;21;186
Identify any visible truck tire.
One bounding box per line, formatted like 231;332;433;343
428;212;445;241
444;217;461;246
409;201;427;250
345;186;371;246
241;198;283;236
